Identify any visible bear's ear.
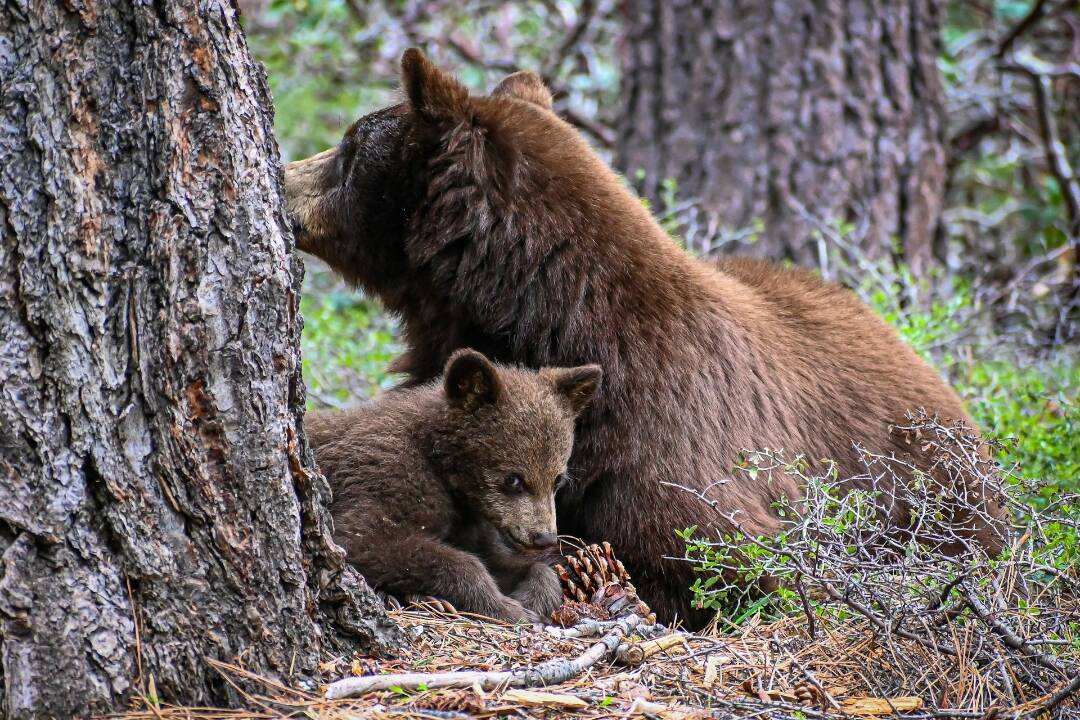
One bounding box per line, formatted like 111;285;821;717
491;71;553;110
401;48;469;124
444;349;502;412
543;365;602;416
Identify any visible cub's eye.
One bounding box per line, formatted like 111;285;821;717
502;474;525;494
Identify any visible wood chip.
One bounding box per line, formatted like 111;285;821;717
702;654;730;688
839;696;924;715
638;633;689;659
628;698;667;715
501;689;588;708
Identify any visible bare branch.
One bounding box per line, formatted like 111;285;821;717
324;614;646;699
1002;56;1080;237
1027;672;1080;718
995;0;1053;59
559;106;616;148
541;0;599;81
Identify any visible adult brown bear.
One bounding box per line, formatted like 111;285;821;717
284;49;1007;627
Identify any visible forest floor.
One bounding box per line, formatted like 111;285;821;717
113;600;1079;720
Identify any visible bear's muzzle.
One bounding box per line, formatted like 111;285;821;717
283;147;339;252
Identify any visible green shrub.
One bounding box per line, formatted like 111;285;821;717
964;358;1080;501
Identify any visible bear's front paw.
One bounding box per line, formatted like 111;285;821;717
511;563;563;620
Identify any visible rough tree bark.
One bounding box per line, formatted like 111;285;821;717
615;0;948;273
0;2;401;717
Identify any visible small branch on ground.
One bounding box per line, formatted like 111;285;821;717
614;633;687;667
1026;672;1080;719
323;614;645;700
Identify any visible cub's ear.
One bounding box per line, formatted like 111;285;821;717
401;48;469;123
543;365;602;416
444;349;502;412
491;70;553;110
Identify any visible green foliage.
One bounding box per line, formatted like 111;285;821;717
678;461;895;621
861;275;1079;498
964;358;1080;501
245;0;397;161
299;289;401;407
865;272;972;360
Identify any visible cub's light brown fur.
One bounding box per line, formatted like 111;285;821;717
307;349;600;622
286;50;1008;627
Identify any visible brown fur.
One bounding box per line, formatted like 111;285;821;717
286;50;1009;627
306;349;601;622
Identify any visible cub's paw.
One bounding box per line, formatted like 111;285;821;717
492;597;544;624
511;564;563;619
375;590;404;611
404;594;458;614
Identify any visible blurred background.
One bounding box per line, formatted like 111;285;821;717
240;0;1077;499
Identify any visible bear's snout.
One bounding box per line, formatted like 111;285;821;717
283;147;339;252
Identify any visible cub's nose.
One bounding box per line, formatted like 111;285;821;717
531;532;557;548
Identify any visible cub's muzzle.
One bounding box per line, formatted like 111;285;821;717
504;527;559;551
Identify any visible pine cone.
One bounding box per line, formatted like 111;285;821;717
550;600;609;627
554;542;657;623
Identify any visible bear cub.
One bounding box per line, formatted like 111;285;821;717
306;349;601;622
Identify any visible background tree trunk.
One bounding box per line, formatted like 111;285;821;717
615;0;947;273
0;2;400;717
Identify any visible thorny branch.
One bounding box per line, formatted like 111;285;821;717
672;412;1080;717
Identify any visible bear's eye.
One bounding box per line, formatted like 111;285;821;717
502;474;525;495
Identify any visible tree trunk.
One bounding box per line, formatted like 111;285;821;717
615;0;947;274
0;2;401;717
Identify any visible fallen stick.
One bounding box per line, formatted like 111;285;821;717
544;617;664;639
1023;672;1080;720
323;614;645;700
615;633;688;666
